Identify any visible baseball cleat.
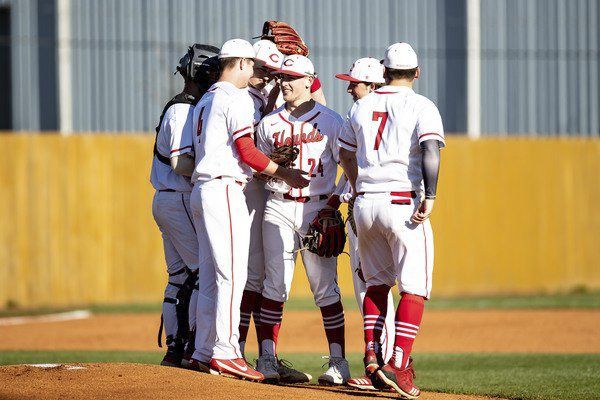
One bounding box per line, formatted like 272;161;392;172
363;349;380;376
347;376;377;391
376;358;420;399
186;358;211;373
318;356;351;386
277;359;312;384
209;358;265;382
255;355;280;384
160;348;184;368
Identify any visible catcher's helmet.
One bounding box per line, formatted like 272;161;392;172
176;44;220;88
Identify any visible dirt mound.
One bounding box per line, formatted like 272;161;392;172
0;363;500;400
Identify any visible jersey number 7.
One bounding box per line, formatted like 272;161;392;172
372;111;388;150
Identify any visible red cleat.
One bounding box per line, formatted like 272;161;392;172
363;349;380;376
347;375;377;391
187;358;210;373
209;358;264;382
376;358;420;399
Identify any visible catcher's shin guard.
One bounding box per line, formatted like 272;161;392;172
157;267;197;358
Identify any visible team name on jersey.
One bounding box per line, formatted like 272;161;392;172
272;124;324;148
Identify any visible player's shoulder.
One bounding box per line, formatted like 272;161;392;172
314;103;343;125
411;93;440;114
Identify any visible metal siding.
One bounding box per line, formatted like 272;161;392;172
8;0;598;135
480;0;599;135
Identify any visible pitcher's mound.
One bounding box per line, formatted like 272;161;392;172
0;363;499;400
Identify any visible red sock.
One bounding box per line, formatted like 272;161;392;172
320;301;345;358
258;297;284;356
363;285;391;355
252;292;263;345
393;293;425;369
238;290;258;354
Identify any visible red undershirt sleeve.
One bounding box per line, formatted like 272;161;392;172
235;134;271;172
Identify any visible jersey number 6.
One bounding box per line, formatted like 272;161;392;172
372;111;388;150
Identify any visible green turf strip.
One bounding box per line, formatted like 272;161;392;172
1;351;598;400
1;291;599;317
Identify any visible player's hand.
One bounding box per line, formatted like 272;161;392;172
411;199;435;224
280;168;309;188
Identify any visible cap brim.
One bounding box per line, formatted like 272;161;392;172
335;73;362;83
271;68;310;77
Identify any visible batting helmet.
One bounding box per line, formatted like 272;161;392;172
176;44;220;90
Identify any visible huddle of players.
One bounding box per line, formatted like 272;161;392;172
151;36;443;400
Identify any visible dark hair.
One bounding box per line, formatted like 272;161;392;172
385;67;418;81
220;57;242;71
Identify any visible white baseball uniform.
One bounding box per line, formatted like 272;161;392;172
243;85;270;294
256;103;343;306
338;85;445;298
190;81;255;362
150;101;199;344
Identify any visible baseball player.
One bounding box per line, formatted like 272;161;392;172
150;44;220;368
238;40;311;384
338;43;445;399
334;58;396;391
187;39;309;382
254;54;350;386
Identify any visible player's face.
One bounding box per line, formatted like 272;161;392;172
239;58;255;86
279;74;311;103
249;63;274;88
347;81;373;101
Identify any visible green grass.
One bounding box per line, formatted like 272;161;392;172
1;351;598;400
1;291;599;317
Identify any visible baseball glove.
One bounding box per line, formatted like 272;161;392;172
260;20;309;56
303;208;346;258
270;144;299;167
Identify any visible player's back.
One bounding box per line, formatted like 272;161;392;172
345;85;444;193
191;81;255;183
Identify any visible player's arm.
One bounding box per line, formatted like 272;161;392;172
337;113;359;193
168;104;195;177
310;78;326;105
411;101;445;224
339;148;358;193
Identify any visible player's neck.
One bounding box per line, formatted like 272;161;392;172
285;98;315;118
387;79;414;89
218;71;248;89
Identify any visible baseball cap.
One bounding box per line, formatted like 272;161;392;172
335;57;385;84
383;42;418;70
253;40;283;70
272;54;315;77
219;38;255;59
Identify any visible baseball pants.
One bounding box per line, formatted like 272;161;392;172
262;194;341;307
152;190;199;344
243;179;269;293
190;178;251;361
354;192;434;299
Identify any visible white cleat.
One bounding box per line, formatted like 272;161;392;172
318;356;351;386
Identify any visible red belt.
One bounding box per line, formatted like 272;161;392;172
277;193;328;203
216;176;244;187
357;191;417;205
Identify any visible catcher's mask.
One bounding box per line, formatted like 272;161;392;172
176;44;220;90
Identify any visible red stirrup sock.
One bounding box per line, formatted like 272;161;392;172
238;290;258;355
363;284;391;356
393;292;425;369
258;297;284;356
320;301;346;358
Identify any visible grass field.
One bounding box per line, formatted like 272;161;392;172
1;291;599;317
1;351;598;400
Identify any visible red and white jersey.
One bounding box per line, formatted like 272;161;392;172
191;81;255;183
150;103;195;192
338;85;445;193
256;102;344;197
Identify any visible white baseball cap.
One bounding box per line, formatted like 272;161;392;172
219;38;255;59
383;42;418;70
272;54;315;77
335;57;385;84
253;40;283;70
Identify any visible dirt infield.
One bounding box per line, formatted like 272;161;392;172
0;309;598;353
0;363;503;400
